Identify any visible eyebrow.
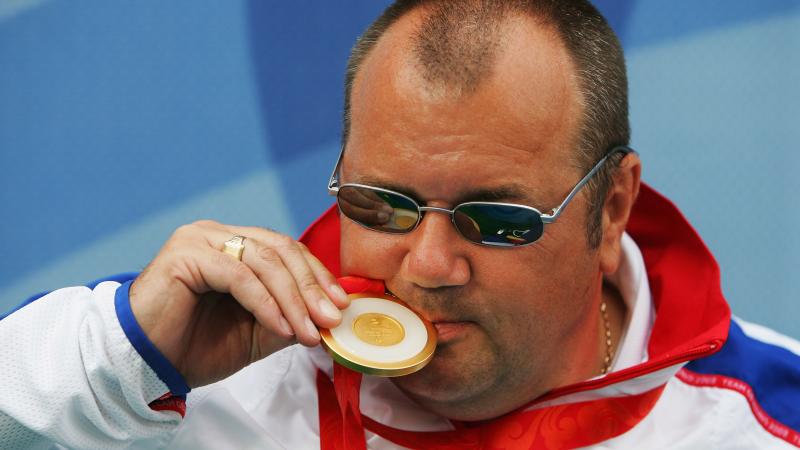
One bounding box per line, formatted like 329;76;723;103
456;185;530;204
353;176;536;206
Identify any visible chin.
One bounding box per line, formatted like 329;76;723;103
393;373;503;421
391;341;499;411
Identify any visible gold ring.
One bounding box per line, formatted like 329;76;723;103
222;235;246;261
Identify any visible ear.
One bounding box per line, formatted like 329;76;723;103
599;152;641;275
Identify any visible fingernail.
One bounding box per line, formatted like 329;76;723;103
377;211;389;222
330;284;348;303
278;316;294;336
305;316;320;341
319;299;342;321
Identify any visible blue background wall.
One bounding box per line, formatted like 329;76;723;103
1;1;798;338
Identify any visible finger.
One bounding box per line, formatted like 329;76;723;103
220;224;348;307
244;240;326;346
296;241;349;309
199;225;348;344
245;234;344;325
203;228;331;345
186;246;295;340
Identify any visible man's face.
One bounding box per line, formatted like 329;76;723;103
339;13;606;420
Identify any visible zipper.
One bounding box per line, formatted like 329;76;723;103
533;339;725;403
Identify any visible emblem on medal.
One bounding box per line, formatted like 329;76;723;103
320;293;437;377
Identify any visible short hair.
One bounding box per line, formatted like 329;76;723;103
342;0;630;247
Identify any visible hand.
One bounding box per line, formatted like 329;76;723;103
129;220;349;388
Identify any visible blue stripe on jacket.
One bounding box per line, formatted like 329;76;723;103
686;320;800;431
1;273;190;395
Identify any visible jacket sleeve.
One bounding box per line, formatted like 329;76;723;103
0;280;182;449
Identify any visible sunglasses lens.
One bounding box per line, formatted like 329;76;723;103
454;204;544;246
337;185;420;233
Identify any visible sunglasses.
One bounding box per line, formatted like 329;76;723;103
328;145;633;247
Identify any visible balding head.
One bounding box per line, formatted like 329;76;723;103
342;0;629;246
413;0;511;95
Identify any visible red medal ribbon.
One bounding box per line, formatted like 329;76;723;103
318;366;665;450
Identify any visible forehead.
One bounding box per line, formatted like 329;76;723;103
344;10;583;203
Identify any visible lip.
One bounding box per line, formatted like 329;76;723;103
433;321;471;342
383;287;472;342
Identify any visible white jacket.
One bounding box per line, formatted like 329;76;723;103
1;184;799;449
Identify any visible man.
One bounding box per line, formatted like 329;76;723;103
1;1;799;448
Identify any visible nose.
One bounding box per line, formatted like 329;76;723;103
401;209;471;289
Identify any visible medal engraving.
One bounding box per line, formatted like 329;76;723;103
353;313;405;346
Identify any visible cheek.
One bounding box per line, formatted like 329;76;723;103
476;240;597;334
339;219;405;279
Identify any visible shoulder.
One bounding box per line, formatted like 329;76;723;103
607;323;800;449
680;318;800;447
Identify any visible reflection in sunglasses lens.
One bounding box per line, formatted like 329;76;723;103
455;204;544;246
338;186;544;246
338;186;419;233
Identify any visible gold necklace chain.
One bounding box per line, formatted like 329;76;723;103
600;301;614;375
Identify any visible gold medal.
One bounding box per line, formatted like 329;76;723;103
353;313;405;346
320;293;437;377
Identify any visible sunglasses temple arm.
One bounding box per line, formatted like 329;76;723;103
327;145;346;196
541;146;633;223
